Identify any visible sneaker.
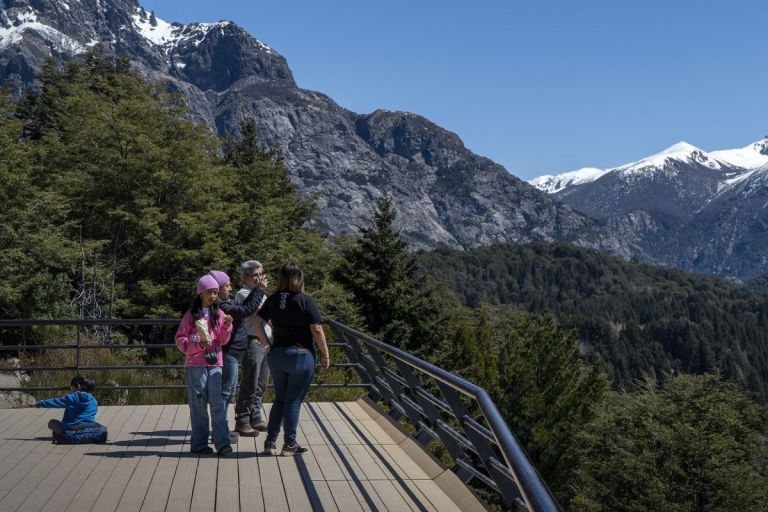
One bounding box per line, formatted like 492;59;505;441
251;419;268;432
218;445;233;457
281;442;308;456
192;446;214;455
236;424;258;437
262;439;277;456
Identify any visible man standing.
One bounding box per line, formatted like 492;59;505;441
233;260;271;435
210;267;267;423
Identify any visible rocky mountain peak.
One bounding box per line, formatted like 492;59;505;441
0;0;629;259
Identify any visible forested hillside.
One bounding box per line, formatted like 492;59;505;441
418;243;768;400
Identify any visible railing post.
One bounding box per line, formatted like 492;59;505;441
76;323;81;375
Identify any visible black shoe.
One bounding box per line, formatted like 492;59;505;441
192;446;214;455
48;419;63;436
218;445;233;456
262;439;277;456
281;442;308;456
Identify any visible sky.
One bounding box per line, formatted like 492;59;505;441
141;0;768;181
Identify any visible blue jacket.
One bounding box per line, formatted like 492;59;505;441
35;391;98;427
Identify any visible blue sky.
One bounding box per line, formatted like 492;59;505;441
141;0;768;180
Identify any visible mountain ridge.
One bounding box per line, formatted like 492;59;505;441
529;139;768;279
0;0;630;256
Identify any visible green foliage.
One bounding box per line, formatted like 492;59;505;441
568;374;768;512
334;195;456;356
3;51;359;322
747;272;768;296
0;92;79;317
464;306;608;496
418;242;768;401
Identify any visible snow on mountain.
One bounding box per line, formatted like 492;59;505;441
615;141;723;177
131;8;181;48
711;139;768;170
529;167;607;193
530;140;764;194
0;8;85;53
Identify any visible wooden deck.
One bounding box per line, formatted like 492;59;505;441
0;400;486;512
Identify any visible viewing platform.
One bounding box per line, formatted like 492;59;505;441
0;318;562;512
0;400;481;512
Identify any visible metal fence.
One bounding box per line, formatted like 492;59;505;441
0;319;361;392
328;319;561;512
0;318;561;511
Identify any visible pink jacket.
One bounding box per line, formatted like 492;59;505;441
175;310;232;367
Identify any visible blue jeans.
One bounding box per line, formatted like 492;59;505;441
221;352;239;413
186;366;229;452
235;340;270;427
266;346;315;445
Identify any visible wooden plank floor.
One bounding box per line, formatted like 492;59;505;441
0;403;471;512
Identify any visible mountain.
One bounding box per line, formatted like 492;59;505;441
530;140;768;279
529;167;608;194
0;0;628;255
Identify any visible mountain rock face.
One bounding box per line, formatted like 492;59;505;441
531;140;768;279
0;0;629;254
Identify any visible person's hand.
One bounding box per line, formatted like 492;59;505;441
255;274;268;290
320;354;330;370
223;315;233;327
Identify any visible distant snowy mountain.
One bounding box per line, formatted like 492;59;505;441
529;167;607;194
528;138;768;279
530;139;768;195
711;139;768;170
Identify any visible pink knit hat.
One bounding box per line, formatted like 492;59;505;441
197;275;219;294
209;270;230;287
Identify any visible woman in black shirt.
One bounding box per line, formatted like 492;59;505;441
254;262;330;456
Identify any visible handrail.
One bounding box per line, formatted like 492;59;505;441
326;319;562;512
0;318;360;392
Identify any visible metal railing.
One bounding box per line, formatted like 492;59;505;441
327;319;562;512
0;319;361;392
0;318;561;511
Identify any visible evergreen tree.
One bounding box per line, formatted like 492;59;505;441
335;196;412;340
0;91;79;318
568;374;768;512
477;306;608;497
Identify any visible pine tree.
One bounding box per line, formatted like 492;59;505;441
569;374;768;512
334;195;424;349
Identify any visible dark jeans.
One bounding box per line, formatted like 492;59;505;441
265;346;315;445
235;340;270;427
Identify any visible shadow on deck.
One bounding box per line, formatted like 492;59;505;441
0;400;485;512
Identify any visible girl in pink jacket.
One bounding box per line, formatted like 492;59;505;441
176;275;233;455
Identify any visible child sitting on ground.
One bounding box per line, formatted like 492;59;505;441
35;374;104;443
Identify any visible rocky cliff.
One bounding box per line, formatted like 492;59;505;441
0;0;627;254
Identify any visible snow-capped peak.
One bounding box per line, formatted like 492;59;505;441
529;167;607;193
710;138;768;170
529;141;736;194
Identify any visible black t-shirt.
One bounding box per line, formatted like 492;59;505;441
257;292;323;350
